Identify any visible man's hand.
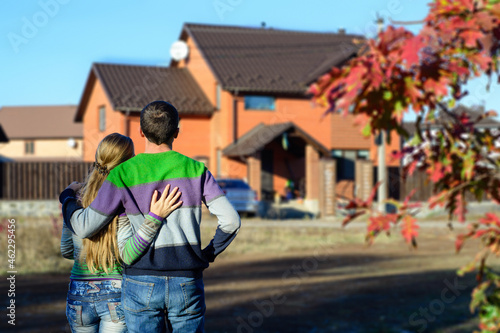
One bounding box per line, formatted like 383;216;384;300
150;184;183;218
66;181;83;192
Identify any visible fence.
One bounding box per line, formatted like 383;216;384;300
399;170;433;202
0;161;93;200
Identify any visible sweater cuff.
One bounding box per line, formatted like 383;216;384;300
59;188;76;204
146;212;164;225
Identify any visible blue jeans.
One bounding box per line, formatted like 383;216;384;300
66;280;127;333
122;274;205;333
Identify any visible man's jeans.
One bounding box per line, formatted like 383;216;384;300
122;274;205;333
66;280;127;333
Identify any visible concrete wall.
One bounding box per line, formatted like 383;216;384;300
0;200;61;217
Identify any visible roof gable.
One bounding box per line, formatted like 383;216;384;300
175;23;361;95
76;63;214;121
223;122;330;157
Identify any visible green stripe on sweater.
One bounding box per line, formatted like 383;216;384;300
107;151;205;188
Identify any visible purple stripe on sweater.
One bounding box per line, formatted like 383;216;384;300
134;234;149;248
89;181;124;216
90;172;224;216
203;170;225;203
148;212;163;222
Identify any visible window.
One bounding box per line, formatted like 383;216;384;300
331;149;368;160
99;106;106;132
331;149;369;180
25;141;34;155
357;150;369;159
216;84;221;110
244;96;275;111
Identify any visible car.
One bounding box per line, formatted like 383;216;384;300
217;178;259;216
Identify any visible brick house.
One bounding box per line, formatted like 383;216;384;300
76;23;397;210
0;105;82;161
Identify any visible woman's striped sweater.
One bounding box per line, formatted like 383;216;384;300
60;213;164;280
60;150;241;278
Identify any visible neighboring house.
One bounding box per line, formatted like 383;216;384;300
401;105;500;169
403;105;500;139
76;23;394;207
0;105;82;161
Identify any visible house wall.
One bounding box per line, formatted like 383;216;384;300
237;98;332;149
178;36;224;174
127;114;144;154
82;78;125;162
126;113;212;164
0;138;82;160
330;113;371;150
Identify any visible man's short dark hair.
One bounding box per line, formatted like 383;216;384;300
140;101;179;145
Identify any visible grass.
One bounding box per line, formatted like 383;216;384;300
0;214;485;276
0;217;73;275
0;215;399;276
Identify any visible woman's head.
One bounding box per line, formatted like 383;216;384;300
81;133;134;207
94;133;134;174
79;133;134;274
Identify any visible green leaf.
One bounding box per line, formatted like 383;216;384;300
362;122;372;137
448;99;456;109
461;150;475;181
383;90;393;101
408;134;422;146
470;281;490;312
480;304;500;323
458;260;477;276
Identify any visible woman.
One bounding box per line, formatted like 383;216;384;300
60;133;182;333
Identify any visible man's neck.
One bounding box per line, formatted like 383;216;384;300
144;141;173;154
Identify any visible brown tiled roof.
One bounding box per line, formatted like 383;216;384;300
175;23;362;95
223;122;330;157
76;63;214;121
0;105;81;139
0;124;8;142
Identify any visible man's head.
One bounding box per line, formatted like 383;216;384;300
140;101;179;145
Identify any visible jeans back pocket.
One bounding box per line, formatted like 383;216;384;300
123;277;155;313
66;303;83;326
180;278;205;315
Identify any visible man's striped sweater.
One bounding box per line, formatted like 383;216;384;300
60;150;241;278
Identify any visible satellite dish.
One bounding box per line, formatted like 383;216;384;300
67;137;76;148
170;41;189;61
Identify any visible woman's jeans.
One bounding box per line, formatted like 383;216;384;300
66;279;127;333
122;274;205;333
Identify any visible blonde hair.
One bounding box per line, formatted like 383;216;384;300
79;133;134;274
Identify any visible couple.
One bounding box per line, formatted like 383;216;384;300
59;101;241;332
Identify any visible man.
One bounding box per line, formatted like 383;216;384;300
60;101;241;332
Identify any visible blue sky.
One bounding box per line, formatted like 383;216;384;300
0;0;496;114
